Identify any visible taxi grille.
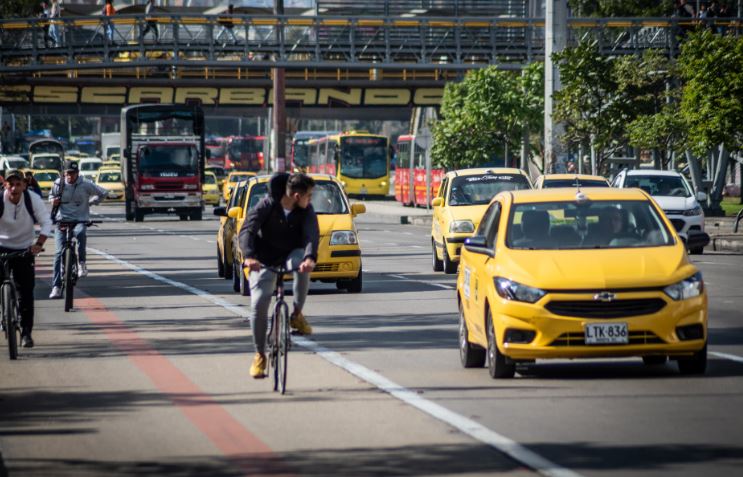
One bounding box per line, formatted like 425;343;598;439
545;299;666;319
314;263;339;272
550;331;664;347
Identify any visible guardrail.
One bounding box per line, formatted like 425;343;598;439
0;15;740;74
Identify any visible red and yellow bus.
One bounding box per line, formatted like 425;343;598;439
394;134;444;206
289;131;337;172
308;131;390;197
224;135;265;171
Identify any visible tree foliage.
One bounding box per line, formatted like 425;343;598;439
0;0;40;19
432;64;543;170
568;1;674;17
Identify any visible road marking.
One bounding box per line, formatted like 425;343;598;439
710;351;743;364
74;292;292;477
89;247;578;477
389;273;454;290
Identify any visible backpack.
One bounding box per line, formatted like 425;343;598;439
0;190;38;224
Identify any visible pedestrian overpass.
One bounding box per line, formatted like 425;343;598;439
0;11;737;118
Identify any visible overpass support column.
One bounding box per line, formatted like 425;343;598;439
272;0;287;172
544;0;568;173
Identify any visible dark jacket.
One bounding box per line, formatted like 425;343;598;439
238;173;319;266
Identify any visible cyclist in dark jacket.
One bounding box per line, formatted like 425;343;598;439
238;172;319;378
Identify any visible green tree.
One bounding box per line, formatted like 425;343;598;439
432;65;543;170
568;0;674;17
0;0;40;19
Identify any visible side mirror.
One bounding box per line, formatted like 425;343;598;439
463;236;493;257
351;203;366;216
685;230;710;252
696;191;707;203
431;197;443;207
227;206;243;220
213;206;227;217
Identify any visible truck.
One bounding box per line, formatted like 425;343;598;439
121;104;206;222
101;132;120;161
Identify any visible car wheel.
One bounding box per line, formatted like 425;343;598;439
432;239;443;272
486;310;515;379
217;245;225;278
677;342;707;375
232;259;241;293
223;244;233;280
443;241;457;275
134;210;144;222
346;270;362;293
459;303;485;368
642;355;667;366
689;246;704;255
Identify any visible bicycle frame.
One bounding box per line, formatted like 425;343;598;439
56;220;98;312
0;250;28;360
262;263;297;395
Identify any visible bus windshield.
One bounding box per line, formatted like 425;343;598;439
139;145;198;177
340;136;387;179
292;140;311;168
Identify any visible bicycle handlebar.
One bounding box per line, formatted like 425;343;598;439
0;250;33;261
54;220;102;227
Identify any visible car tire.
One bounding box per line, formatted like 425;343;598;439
642;355;667;366
217;246;225;278
223;243;233;280
134;210;144;222
677;342;707;375
191;209;203;221
443;241;457;275
346;270;362;293
432;239;443;272
486;310;515;379
232;259;241;293
689;246;704;255
459;303;485;368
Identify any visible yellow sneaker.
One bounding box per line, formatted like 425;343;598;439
290;310;313;336
249;352;266;378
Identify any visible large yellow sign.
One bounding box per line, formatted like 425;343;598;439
0;85;444;107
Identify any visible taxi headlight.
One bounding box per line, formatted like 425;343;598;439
330;230;358;245
495;277;545;304
664;272;704;300
683;206;703;216
450;220;475;234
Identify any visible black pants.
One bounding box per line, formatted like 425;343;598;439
0;247;35;336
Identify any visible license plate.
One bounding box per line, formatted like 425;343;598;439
163;194;175;199
584;323;628;345
360;186;368;195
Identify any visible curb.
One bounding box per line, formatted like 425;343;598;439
710;235;743;253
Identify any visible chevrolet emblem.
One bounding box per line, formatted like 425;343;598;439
593;291;616;302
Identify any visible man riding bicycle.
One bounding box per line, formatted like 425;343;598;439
49;160;108;299
0;170;53;347
239;173;319;378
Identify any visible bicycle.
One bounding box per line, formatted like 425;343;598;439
55;220;100;312
260;263;297;395
0;250;30;360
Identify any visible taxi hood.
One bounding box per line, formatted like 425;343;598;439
447;204;490;228
317;213;355;237
498;244;695;290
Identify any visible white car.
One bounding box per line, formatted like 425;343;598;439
612;169;706;253
0;155;29;171
79;158;103;179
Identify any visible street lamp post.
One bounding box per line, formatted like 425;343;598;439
272;0;286;172
544;0;568;173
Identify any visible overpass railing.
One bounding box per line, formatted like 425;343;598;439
0;14;740;74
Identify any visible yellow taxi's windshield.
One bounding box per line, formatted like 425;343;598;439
449;174;530;206
246;180;348;215
507;200;674;250
98;172;121;183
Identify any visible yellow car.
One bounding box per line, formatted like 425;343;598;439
534;173;610;189
202;171;220;206
222;171;257;203
227;174;366;295
457;187;709;378
432;168;531;274
101;160;120;169
95;168;125;201
30;169;60;198
214;180;249;280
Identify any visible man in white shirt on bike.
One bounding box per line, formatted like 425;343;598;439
0;170;53;347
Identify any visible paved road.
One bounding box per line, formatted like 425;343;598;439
1;203;742;477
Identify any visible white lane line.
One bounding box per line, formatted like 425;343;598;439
88;247;581;477
411;245;423;249
389;273;454;290
710;351;743;364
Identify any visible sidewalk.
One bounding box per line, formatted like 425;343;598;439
355;199;743;253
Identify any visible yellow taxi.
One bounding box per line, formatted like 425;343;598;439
456;187;709;378
30;169;60;198
534;173;610;189
95;168;125;201
432;168;531;274
202;171;221;206
223;171;257;203
213;180;249;280
226;174;365;295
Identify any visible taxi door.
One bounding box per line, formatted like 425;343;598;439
432;176;449;252
460;201;502;346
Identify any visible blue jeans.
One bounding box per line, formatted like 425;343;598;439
52;224;86;288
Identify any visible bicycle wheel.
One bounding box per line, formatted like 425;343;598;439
2;284;18;360
64;247;75;312
276;301;290;394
